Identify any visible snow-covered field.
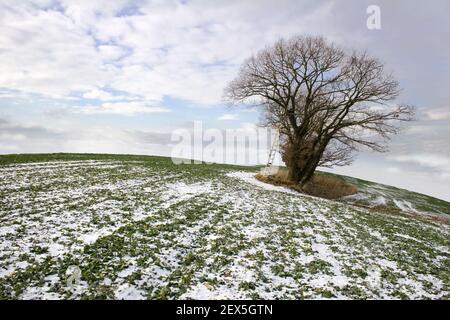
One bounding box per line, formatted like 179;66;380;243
0;155;448;299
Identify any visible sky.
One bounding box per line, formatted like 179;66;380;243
0;0;449;201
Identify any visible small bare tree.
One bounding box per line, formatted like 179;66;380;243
225;36;413;188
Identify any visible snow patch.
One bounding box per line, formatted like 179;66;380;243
226;171;297;195
115;283;146;300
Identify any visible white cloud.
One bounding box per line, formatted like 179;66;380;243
241;107;259;113
97;45;128;61
0;4;113;98
0;0;331;104
81;89;139;101
75;102;171;115
0;116;173;156
388;154;450;179
82;89;116;101
424;107;450;120
386;167;400;173
218;113;238;121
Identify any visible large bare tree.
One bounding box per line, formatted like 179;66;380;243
225;36;413;187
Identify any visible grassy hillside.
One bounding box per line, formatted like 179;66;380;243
0;153;448;299
258;168;450;219
338;174;450;217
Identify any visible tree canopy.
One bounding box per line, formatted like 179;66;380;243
225;35;414;186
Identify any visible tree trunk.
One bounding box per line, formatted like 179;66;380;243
286;139;328;189
298;153;321;188
285;141;305;183
288;161;303;182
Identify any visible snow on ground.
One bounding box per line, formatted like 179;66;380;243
393;199;416;212
225;171;297;195
340;178;450;220
0;157;449;299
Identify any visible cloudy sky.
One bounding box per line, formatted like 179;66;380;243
0;0;449;201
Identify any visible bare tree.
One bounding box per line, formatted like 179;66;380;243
225;35;414;188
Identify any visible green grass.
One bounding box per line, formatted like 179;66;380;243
0;153;448;300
